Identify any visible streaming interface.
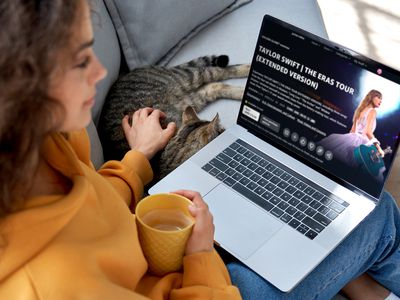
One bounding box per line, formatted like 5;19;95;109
238;16;400;199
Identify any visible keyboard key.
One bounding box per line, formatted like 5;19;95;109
280;192;291;201
242;169;253;177
235;164;246;173
296;203;308;212
250;155;261;163
280;173;292;181
314;213;331;226
223;147;236;157
288;219;300;229
209;158;228;171
232;183;274;212
277;181;289;190
261;191;273;200
285;206;298;216
248;162;258;170
294;211;306;221
272;187;284;196
271;207;284;218
257;178;269;187
216;173;228;181
223;177;236;187
254;186;266;195
277;201;289;210
329;201;345;213
293;190;305;199
243;150;253;158
265;183;276;191
288;177;300;186
288;197;300;206
320;197;332;206
241;158;251;166
266;164;276;172
305;230;318;240
254;167;266;175
209;168;220;176
202;163;213;172
236;146;246;154
217;153;231;164
228;160;239;168
296;224;309;234
317;205;330;215
229;142;240;150
300;195;313;204
280;213;292;224
224;168;236;176
296;182;307;190
270;176;281;185
246;182;258;190
232;172;243;181
272;168;284;176
311;191;324;200
309;200;321;210
305;207;317;217
239;177;251;186
303;186;316;195
285;186;297;194
250;173;261;182
233;154;244;162
269;196;280;205
302;216;325;233
262;172;273;180
326;210;339;221
259;159;268;167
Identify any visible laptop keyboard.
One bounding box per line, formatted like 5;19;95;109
202;139;349;240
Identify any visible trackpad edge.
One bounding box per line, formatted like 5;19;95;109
204;184;283;259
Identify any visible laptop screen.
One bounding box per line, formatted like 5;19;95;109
238;15;400;200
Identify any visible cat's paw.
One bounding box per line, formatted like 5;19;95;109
212;55;229;68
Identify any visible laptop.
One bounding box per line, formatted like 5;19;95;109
149;15;400;292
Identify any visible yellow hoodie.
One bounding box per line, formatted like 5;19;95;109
0;130;241;299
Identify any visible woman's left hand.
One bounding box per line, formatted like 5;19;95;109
378;147;385;158
122;107;176;160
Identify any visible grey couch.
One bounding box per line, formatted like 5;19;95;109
89;0;328;169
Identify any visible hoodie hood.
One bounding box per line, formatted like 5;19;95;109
0;132;88;280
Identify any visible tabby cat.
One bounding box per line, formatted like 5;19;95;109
99;55;250;179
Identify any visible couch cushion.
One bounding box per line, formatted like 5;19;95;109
167;0;328;129
91;0;122;126
103;0;252;70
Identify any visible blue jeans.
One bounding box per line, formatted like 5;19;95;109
227;191;400;299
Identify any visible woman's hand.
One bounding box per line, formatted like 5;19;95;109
122;107;176;160
172;190;215;255
377;146;385;158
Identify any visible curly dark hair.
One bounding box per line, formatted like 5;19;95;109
0;0;84;216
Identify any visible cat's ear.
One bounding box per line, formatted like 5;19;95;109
207;113;220;134
182;106;200;124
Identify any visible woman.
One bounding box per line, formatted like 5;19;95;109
319;90;385;166
0;1;398;299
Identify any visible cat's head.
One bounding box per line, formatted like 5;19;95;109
161;106;224;169
178;105;224;146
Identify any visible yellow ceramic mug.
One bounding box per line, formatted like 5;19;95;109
135;193;195;276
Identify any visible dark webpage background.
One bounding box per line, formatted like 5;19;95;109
238;16;400;199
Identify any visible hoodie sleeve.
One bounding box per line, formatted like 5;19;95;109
170;251;242;300
97;150;153;208
67;129;153;208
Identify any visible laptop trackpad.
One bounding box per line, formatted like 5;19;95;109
204;184;283;259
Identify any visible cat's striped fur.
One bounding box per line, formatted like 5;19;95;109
99;55;250;179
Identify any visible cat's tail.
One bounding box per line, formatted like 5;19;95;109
176;55;229;68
